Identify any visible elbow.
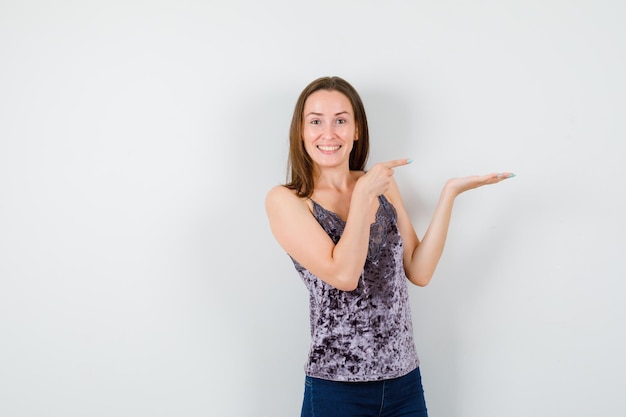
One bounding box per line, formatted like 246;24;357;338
414;279;431;288
335;283;359;292
407;271;433;287
404;256;437;287
333;276;360;292
329;271;361;292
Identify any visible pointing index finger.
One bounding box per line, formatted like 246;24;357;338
383;158;413;169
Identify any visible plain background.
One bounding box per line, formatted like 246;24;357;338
1;1;625;416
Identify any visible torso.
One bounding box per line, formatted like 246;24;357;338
291;194;420;381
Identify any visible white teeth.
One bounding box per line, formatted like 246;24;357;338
318;145;340;151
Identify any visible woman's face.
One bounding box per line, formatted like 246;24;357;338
301;89;357;170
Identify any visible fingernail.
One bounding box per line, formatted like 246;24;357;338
507;173;516;178
407;158;413;164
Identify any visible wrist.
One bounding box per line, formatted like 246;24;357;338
352;183;378;205
442;180;460;198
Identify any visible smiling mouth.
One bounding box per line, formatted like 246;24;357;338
317;145;341;152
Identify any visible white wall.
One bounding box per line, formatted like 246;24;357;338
1;1;624;416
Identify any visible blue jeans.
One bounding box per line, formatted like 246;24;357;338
301;367;428;417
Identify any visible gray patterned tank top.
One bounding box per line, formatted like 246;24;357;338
290;195;420;382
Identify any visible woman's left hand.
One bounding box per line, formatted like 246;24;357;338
444;172;515;197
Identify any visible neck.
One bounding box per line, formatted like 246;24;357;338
313;164;356;193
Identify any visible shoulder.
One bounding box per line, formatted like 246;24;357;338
266;184;302;204
265;185;311;215
266;184;292;201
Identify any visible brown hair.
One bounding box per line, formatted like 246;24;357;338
285;76;370;198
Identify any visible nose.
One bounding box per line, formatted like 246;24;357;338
322;122;335;139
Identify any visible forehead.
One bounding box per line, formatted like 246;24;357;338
303;90;353;115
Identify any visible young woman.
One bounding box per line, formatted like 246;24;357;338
265;76;514;417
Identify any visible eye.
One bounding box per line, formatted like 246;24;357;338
336;118;346;125
310;119;321;125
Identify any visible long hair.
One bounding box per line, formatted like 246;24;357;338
285;76;370;198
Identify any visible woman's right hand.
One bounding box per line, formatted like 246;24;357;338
354;158;413;200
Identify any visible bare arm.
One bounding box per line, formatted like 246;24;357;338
265;184;372;291
388;172;515;287
265;159;411;291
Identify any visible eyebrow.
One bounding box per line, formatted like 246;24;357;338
305;111;351;118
